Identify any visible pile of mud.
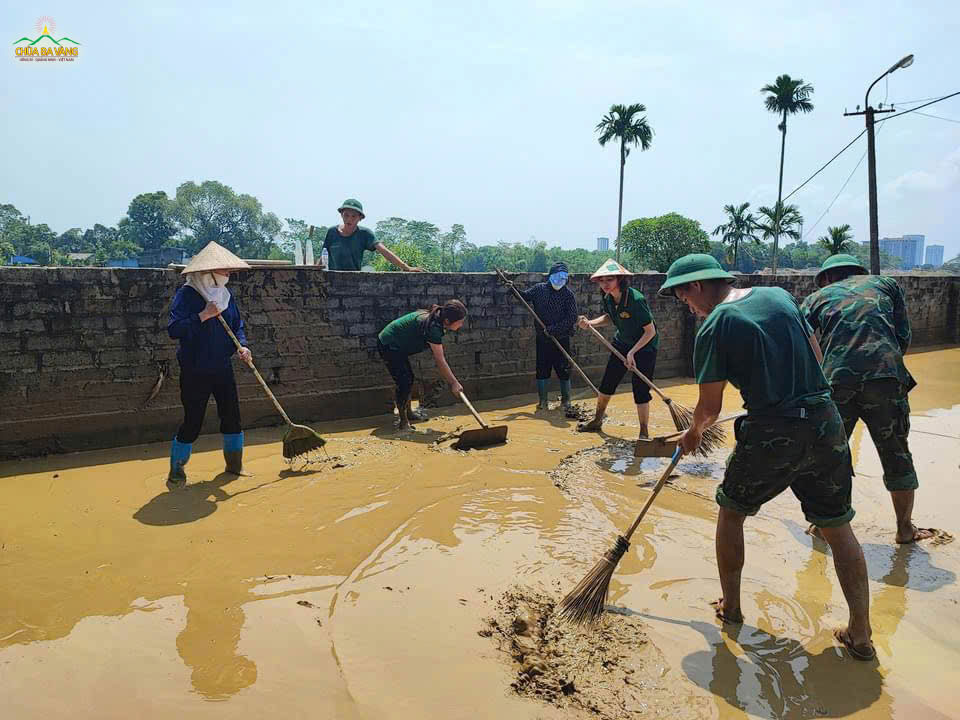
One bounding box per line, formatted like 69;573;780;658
480;585;707;719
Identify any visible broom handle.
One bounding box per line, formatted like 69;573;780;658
217;314;293;426
584;323;669;402
657;413;743;441
495;268;600;396
624;447;684;541
457;391;490;429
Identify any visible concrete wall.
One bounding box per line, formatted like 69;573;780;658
1;267;957;458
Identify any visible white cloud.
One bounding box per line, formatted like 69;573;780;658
883;146;960;198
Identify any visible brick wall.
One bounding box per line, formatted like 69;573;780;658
1;267;957;458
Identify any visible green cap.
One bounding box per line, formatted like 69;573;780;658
338;198;365;217
815;253;867;287
658;254;735;297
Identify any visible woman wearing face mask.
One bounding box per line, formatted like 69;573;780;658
577;259;658;438
166;241;253;490
377;300;468;431
503;262;578;412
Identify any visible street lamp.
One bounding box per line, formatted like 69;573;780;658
849;54;914;274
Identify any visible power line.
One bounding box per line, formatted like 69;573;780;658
913;111;960;124
887;95;948;106
803;148;867;239
783;130;866;201
877;90;960;123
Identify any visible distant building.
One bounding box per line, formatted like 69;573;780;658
925;245;944;267
10;255;38;265
105;258;139;268
138;247;188;268
67;252;94;264
596;236;609;251
876;234;926;269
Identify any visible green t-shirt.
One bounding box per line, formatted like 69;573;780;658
694;287;830;413
601;287;659;350
322;226;380;271
801;275;914;389
378;311;444;355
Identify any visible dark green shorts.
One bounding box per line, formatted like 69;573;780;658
717;402;855;528
832;378;918;492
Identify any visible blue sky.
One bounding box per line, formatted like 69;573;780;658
2;0;959;261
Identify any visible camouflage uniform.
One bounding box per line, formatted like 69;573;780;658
694;287;855;527
802;275;918;491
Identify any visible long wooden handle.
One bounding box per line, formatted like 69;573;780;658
217;313;293;426
624;447;683;542
496;268;600;397
458;391;489;429
584;322;668;402
657;413;744;441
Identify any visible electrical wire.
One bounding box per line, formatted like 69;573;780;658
912;111;960;124
783;130;866;201
877;90;960;123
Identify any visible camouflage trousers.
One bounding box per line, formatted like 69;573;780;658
717;401;855;528
832;378;918;492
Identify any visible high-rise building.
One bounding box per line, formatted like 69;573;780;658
876;235;926;268
597;236;609;252
925;245;944;267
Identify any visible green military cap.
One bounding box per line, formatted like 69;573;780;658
658;253;735;297
338;198;365;218
815;253;867;287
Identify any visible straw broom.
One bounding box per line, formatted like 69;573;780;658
558;446;683;624
583;323;725;455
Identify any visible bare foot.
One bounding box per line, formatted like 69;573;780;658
710;598;743;624
833;628;876;661
896;525;937;544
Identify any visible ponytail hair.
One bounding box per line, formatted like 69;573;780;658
418;299;467;336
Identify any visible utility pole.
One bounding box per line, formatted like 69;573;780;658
845;54;913;274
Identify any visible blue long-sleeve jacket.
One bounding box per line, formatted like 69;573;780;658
519;282;577;337
168;286;247;372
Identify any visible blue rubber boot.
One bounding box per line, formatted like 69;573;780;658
559;380;572;409
223;432;250;476
536;379;549;409
167;437;192;490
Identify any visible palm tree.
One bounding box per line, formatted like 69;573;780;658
756;202;804;270
596;103;654;262
761;74;814;273
816;224;854;256
712;202;760;271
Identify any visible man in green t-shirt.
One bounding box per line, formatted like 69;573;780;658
322;199;425;272
658;254;874;661
802;254;933;544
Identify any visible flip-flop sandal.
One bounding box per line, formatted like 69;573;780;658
710;599;743;624
896;527;943;544
833;629;876;661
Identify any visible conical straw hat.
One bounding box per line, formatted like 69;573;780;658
590;258;633;281
181;241;251;274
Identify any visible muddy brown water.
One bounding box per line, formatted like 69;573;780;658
1;347;958;719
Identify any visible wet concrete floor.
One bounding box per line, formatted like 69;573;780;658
1;346;958;719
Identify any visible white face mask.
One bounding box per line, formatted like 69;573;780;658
185;272;231;312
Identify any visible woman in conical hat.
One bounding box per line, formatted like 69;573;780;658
166;241;252;490
576;259;659;438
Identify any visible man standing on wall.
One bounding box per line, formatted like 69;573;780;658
802;254;935;544
322;199;424;272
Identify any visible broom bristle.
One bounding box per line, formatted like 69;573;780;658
667;400;726;456
283;425;326;461
557;535;629;625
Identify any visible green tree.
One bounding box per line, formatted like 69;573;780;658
439;223;466;271
761;74;814;273
123;191;177;251
816;224;854;256
171;180;282;257
712;202;760;270
527;241;548;272
371;239;430;272
756;202;804;268
596;103;654;262
621;213;710;272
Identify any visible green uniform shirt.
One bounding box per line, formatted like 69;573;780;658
694;287;830;413
378;311;444;355
601;287;659;350
322;226;380;271
801;275;914;389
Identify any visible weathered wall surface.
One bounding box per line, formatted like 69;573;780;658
1;267;957;458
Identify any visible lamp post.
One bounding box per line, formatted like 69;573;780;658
847;54;913;274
